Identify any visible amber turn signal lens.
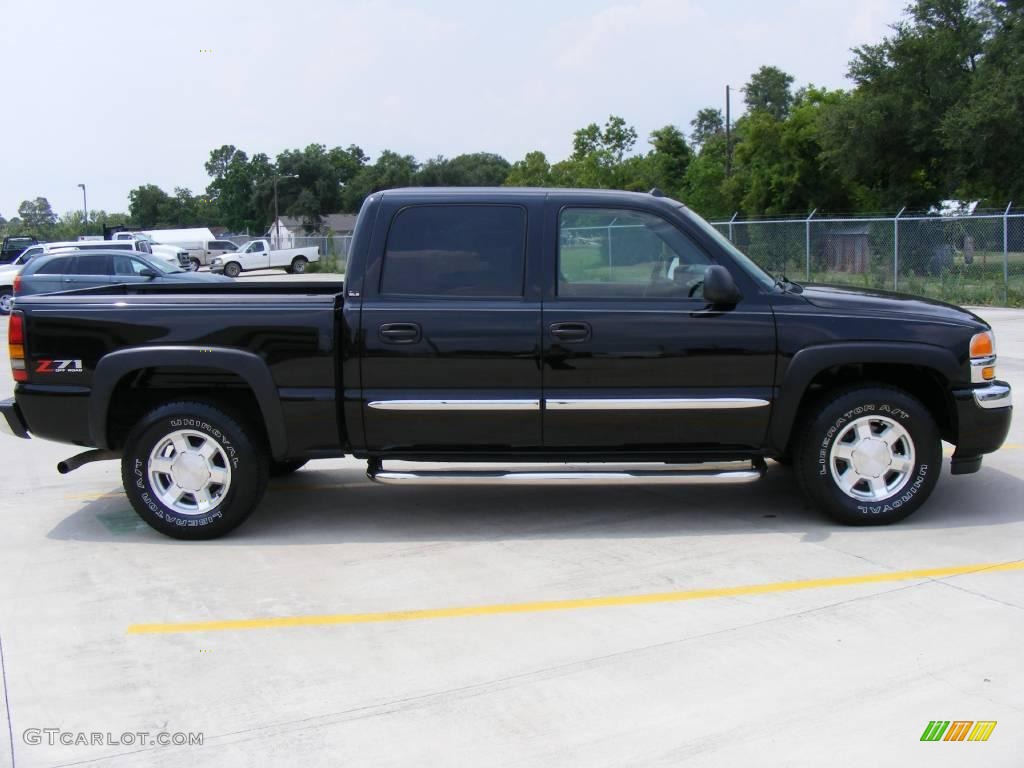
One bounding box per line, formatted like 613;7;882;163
983;366;996;380
970;331;994;358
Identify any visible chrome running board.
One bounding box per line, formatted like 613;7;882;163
367;460;766;486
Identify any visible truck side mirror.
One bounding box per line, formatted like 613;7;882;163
703;264;742;306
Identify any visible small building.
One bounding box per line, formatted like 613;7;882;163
268;214;358;248
822;226;871;274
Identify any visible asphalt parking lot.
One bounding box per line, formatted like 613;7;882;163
0;305;1021;767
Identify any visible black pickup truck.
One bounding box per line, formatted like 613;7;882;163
0;188;1013;539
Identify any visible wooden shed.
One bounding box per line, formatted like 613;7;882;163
822;226;871;274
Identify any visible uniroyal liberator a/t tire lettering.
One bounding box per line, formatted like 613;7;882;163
796;385;941;525
121;401;269;539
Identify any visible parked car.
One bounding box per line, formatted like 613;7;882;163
209;239;319;277
0;188;1012;540
0;245;51;314
0;236;38;264
110;232;191;270
12;249;230;300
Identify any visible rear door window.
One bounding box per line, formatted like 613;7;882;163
34;257;74;275
73;253;112;276
380;205;527;298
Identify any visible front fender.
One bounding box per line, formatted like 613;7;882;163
769;341;961;453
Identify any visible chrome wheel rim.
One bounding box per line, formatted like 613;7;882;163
148;429;232;516
292;258;306;273
0;293;12;313
829;415;915;502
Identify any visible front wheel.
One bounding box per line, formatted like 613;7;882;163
795;385;941;525
0;286;13;315
223;261;241;278
291;256;308;274
121;401;269;539
189;258;201;271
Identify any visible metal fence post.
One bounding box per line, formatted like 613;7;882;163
805;209;817;281
1004;202;1013;306
893;207;906;291
728;212;738;242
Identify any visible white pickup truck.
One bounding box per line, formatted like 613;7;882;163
209;239;320;277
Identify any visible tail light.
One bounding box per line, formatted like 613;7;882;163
9;311;27;382
12;274;21;294
970;331;996;383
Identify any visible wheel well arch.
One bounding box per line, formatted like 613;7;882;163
90;347;287;458
770;343;960;456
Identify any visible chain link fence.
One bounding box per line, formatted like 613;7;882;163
711;209;1024;307
222;234;353;273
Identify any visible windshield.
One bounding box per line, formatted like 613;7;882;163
146;256;184;274
676;206;777;291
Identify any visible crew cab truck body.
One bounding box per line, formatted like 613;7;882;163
0;188;1013;539
209;239;319;277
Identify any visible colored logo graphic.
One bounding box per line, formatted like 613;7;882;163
920;721;997;742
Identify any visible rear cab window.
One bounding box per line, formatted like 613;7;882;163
380;205;527;298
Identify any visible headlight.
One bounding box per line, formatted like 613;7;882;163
970;331;996;383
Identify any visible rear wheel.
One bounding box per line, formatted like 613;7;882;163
223;261;241;278
121;401;269;539
0;286;13;315
796;385;941;525
291;256;308;274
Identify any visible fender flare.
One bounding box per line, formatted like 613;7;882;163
89;346;287;458
769;341;961;453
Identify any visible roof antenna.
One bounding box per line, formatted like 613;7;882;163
649;187;665;197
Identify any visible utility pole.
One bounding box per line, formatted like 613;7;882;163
77;183;87;234
725;85;732;178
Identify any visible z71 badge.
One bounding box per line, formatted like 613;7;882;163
35;359;84;373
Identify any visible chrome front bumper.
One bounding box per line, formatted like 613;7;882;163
973;382;1013;410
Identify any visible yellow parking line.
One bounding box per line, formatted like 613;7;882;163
127;560;1024;636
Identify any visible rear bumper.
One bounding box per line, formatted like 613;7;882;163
0;397;30;439
950;381;1013;474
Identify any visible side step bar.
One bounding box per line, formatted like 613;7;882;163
367;460;766;486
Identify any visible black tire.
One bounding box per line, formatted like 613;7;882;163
795;385;941;525
189;258;201;271
291;256;308;274
224;261;241;278
121;401;269;539
269;459;308;477
0;286;13;315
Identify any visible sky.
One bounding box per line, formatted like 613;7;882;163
0;0;907;219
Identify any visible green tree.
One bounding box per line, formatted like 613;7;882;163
744;66;796;120
941;0;1024;202
128;184;172;228
646;125;692;198
819;0;985;208
504;151;554;187
17;198;57;233
689;108;724;150
415;152;511;186
341;151;419;211
732;88;858;215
